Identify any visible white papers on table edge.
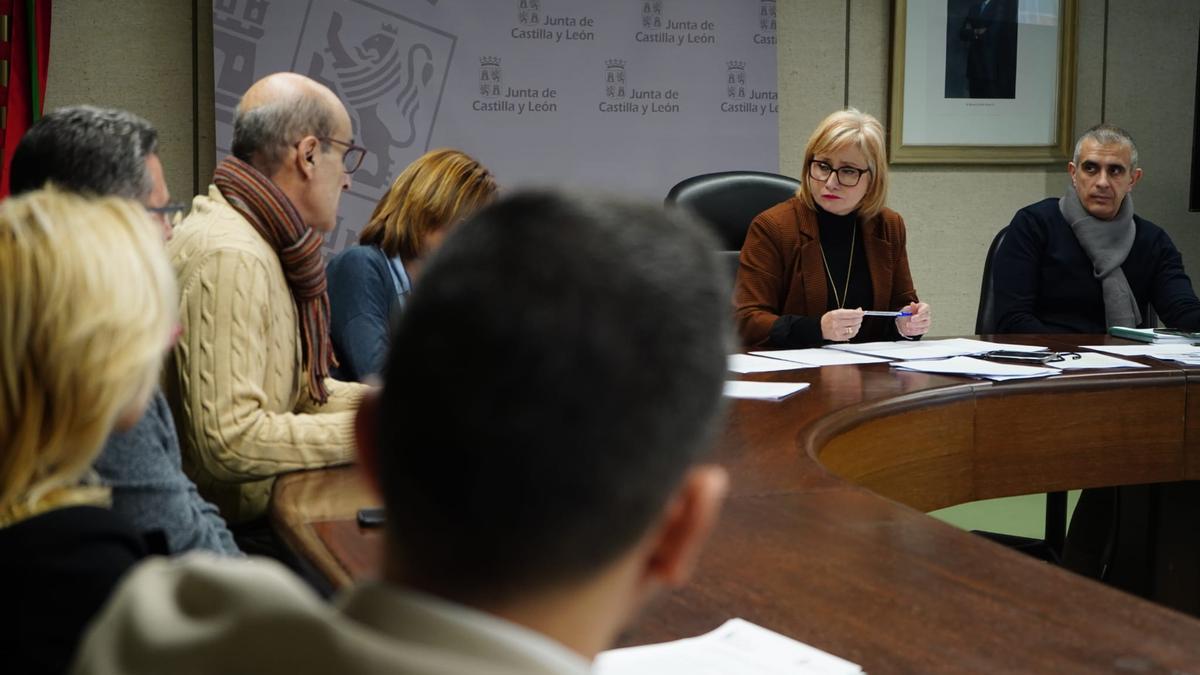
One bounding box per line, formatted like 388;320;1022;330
594;618;863;675
728;354;815;374
749;349;888;367
891;356;1059;380
1082;343;1200;357
723;381;811;401
1051;352;1149;369
828;337;1049;360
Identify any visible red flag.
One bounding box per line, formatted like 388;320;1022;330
0;0;51;198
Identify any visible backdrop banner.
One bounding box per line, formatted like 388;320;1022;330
213;0;780;252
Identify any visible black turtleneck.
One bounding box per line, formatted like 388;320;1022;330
768;206;893;348
815;207;873;313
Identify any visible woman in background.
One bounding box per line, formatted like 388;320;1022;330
734;108;932;349
327;148;497;381
0;189;177;674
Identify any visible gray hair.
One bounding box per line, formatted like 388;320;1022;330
1073;123;1139;169
231;94;336;175
9;105;158;200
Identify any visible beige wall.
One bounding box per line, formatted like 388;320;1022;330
44;2;1200;334
780;0;1200;334
44;0;200;202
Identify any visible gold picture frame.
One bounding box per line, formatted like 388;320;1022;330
889;0;1077;164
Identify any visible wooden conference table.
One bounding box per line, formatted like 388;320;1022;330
271;335;1200;673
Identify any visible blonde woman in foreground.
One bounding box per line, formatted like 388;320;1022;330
0;189;177;675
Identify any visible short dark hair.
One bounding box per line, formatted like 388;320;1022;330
232;95;335;175
9;105;158;199
1075;123;1139;169
377;191;730;600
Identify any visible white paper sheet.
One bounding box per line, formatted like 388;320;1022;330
728;354;814;374
828;338;1049;360
722;381;811;401
749;349;888;367
1081;344;1200;357
1152;354;1200;366
1050;352;1149;370
595;618;863;675
891;356;1059;380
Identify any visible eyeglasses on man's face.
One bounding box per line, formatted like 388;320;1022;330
318;136;368;174
148;203;189;228
809;159;871;188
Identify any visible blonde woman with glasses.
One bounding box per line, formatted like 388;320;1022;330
327;148;498;382
0;189;177;674
734;108;932;349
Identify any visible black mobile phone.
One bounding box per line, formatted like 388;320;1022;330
356;507;386;528
985;350;1055;363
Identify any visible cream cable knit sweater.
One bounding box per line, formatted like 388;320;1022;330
165;186;367;523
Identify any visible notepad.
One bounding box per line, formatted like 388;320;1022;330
728;354;814;374
723;381;811;401
595;618;863;675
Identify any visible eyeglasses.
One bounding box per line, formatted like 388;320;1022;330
809;159;871;188
148;203;189;229
318;136;368;174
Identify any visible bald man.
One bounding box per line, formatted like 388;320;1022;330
165;73;369;540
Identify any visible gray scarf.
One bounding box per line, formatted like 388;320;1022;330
1059;184;1140;328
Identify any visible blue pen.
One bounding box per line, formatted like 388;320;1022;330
862;310;912;318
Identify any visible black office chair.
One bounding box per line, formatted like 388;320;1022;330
665;171;801;282
975;226;1067;563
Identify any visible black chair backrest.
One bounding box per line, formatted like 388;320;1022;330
665;171;801;251
975;227;1008;335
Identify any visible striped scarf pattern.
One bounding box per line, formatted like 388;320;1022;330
213;156;336;404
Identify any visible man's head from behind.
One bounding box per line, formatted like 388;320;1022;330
10;105;169;217
232;72;354;233
357;191;730;643
1068;123;1143;221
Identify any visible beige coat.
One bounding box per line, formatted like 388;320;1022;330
165;186;367;523
72;556;589;675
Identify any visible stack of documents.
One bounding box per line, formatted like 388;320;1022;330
595;618;864;675
891;356;1060;381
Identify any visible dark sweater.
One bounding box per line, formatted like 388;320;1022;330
0;506;156;675
994;197;1200;333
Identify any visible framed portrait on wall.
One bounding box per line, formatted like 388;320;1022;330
889;0;1077;164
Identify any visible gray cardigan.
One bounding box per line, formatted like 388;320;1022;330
94;390;240;556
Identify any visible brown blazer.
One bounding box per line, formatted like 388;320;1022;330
734;197;919;350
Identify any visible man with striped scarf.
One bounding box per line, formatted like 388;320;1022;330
165;73;369;556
